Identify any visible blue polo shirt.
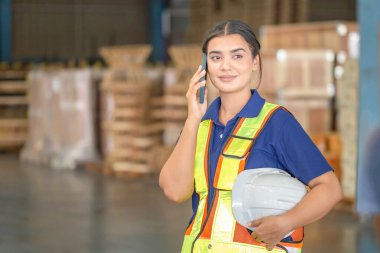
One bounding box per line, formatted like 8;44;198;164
190;89;333;222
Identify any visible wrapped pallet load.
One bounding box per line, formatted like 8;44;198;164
21;69;98;169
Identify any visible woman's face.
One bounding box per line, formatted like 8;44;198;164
207;34;259;94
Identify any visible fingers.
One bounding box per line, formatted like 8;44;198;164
193;80;206;92
266;244;275;251
186;80;206;99
248;218;261;228
252;231;276;251
189;66;206;88
192;65;206;81
186;66;206;99
249;220;262;243
250;231;262;242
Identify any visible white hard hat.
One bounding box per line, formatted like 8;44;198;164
232;168;307;232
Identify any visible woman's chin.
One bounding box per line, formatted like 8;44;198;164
215;84;247;94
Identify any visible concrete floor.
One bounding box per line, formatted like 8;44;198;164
0;154;379;253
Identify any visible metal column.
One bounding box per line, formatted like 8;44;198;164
357;0;380;213
0;0;11;61
150;0;167;62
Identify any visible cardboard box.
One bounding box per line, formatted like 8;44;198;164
260;21;358;53
280;98;332;134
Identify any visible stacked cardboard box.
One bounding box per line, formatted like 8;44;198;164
336;59;359;200
100;45;164;176
310;132;342;182
260;21;358;55
258;22;360;200
260;49;335;134
259;50;346;200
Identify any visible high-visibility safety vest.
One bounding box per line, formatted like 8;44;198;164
181;102;304;253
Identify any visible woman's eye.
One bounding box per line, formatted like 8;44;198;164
210;56;221;61
233;54;243;59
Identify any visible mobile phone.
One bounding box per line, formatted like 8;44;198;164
199;52;207;104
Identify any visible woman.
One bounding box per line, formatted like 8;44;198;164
159;20;342;252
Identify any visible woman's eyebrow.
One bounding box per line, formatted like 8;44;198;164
231;48;246;53
209;48;246;54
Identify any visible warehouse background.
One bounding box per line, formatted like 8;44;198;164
0;0;379;252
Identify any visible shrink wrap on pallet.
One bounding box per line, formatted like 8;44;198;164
21;69;98;169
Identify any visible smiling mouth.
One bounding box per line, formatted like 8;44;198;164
219;76;236;82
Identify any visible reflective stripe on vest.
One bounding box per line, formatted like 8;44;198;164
181;102;304;253
185;119;213;237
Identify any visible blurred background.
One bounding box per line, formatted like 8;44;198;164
0;0;379;252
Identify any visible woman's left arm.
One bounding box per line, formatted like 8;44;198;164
250;171;343;250
283;170;343;227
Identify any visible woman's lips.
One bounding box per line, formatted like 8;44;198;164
219;75;236;82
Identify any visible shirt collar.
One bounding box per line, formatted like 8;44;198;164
202;89;266;123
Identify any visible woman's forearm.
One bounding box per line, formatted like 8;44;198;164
283;171;343;231
159;118;200;203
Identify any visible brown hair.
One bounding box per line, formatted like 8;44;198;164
201;20;262;89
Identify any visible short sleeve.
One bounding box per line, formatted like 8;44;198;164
275;114;333;185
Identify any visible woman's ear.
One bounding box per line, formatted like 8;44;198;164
250;69;260;89
252;55;260;72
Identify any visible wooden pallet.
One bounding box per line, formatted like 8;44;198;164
0;70;27;80
165;84;188;95
0;133;27;146
148;145;174;174
162;95;187;106
101;80;152;93
0;81;27;93
162;122;183;146
0;71;28;149
109;161;151;176
99;56;164;175
99;44;152;68
107;147;151;163
100;159;151;179
151;108;187;121
0;118;27;128
168;45;203;82
0;96;28;105
113;134;161;149
102;121;163;135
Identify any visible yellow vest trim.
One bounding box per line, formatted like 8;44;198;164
216;103;280;190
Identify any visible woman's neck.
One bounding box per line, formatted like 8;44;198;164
219;89;251;126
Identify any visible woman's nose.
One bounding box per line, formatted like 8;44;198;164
220;57;231;71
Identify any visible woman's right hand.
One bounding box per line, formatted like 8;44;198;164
186;65;208;122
